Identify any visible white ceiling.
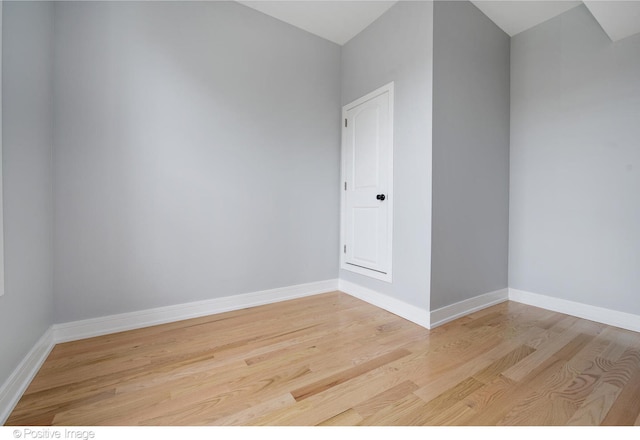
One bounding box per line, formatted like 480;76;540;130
237;1;397;45
472;0;640;41
470;1;582;36
237;0;640;45
583;1;640;41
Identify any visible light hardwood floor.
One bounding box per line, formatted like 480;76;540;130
6;291;640;426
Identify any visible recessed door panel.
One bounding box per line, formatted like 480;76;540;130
353;207;379;264
353;106;380;190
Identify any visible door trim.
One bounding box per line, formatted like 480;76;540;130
340;82;394;282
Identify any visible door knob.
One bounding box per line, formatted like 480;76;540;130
376;194;386;201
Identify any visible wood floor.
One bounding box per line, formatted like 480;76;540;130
6;291;640;426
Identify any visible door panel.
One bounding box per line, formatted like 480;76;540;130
353;106;380;189
353;207;379;264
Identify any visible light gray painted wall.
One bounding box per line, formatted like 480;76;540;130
430;0;510;310
510;5;640;314
0;1;54;384
340;1;433;310
53;1;341;322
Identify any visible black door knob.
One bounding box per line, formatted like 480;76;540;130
376;194;386;201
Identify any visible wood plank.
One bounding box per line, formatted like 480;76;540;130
601;348;640;389
290;349;411;401
472;344;536;383
492;330;625;426
600;365;640;425
317;408;363;426
493;336;614;427
413;325;546;403
462;356;569;425
502;321;595;382
361;377;484;425
352;380;419;419
450;375;519;425
248;351;429;425
415;378;486;425
357;393;428;426
129;364;314;426
208;394;296;426
567;382;621;425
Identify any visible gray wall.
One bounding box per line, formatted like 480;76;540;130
340;1;434;310
0;1;54;385
53;1;341;322
430;0;510;310
510;4;640;314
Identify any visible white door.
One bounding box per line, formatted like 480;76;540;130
341;83;393;282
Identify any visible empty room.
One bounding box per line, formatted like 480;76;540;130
1;0;639;427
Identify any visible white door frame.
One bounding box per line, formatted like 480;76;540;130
340;82;394;282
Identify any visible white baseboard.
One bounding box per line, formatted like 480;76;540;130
430;288;509;328
338;279;430;328
53;279;339;343
509;288;640;333
0;328;55;425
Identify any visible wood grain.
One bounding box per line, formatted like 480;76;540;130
567;382;621;425
5;292;640;426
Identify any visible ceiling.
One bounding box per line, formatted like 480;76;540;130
237;1;397;44
471;1;582;36
237;0;640;45
472;1;640;41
